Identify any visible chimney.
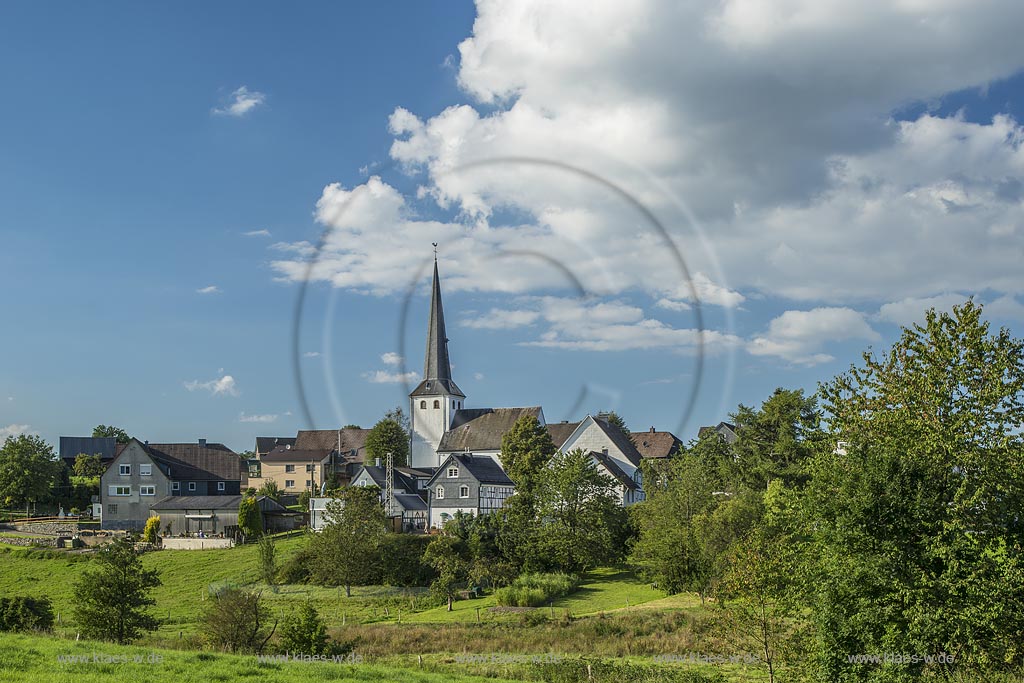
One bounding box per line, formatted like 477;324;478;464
650;426;655;433
375;457;381;467
198;438;207;448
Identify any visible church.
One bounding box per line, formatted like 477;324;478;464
407;254;654;527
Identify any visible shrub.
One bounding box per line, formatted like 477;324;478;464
278;602;328;655
278;543;314;584
495;573;579;607
201;587;275;654
0;596;55;632
143;516;161;544
258;534;277;586
380;534;435;587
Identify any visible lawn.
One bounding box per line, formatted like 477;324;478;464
0;632;526;683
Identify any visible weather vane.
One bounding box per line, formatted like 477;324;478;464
432;242;438;259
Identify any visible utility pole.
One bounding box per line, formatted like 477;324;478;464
385;451;394;520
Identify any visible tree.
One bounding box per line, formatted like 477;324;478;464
279;602;329;655
256;480;282;502
342;424;361;430
92;425;130;444
499;415;556;497
729;388;821;489
309;487;387;596
384;405;411;434
201;587;276;654
142;516;161;544
598;410;630;435
534;448;623;573
423;534;470;611
72;536;161;644
238;496;262;539
72;453;106;478
258;534;277;587
809;300;1024;677
0;435;61;512
365;418;409;467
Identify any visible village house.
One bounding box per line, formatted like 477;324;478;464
246;445;335;496
100;438;243;530
425;453;515;529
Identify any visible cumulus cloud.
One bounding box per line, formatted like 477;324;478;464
748;307;880;365
184;374;239;397
363;370;420;384
461;309;541;329
0;424;33;439
212;86;266;117
381;352;404;366
196;285;221;295
986;295;1024;320
877;294;969;326
239;412;278;423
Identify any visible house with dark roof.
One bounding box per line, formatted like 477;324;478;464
631;427;684;459
425;453;515;529
698;422;739;444
558;415;645;504
255;436;296;457
100;438;243;530
351;464;430;532
248;445;335;496
149;495;242;537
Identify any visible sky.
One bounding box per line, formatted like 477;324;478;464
3;1;1024;453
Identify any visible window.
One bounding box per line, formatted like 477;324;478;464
306;480;313;487
285;480;295;488
305;464;313;472
109;486;130;496
217;481;225;491
433;400;440;409
119;464;131;476
452;400;456;409
171;481;180;492
107;504;118;514
447;467;459;478
459;485;470;498
285;464;296;473
435;486;445;499
140;486;155;496
140;464;152;476
188;482;196;491
420;400;426;409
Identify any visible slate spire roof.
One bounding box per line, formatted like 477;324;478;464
411;254;464;398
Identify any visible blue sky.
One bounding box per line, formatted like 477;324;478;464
3;1;1024;453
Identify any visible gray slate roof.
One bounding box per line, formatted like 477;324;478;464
410;258;464;399
438;407;543;452
698;422;739;444
261;447;333;463
394;493;428;511
143;441;242;481
150;495;243;510
590;451;638;490
358;465;419;494
255;437;296;455
429;453;514;486
60;436;117;464
589;417;643;468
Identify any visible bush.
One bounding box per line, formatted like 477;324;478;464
379;534;435;587
278;602;328;655
495;573;579;607
0;596;55;632
201;587;274;654
143;516;161;544
278;543;314;584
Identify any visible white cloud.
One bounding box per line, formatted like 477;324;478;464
212;86;266;117
461;309;540;329
0;424;33;439
363;370;420;384
196;285;221;295
381;352;404;366
748;307;880;365
877;294;969;326
244;229;271;237
239;412;278;423
986;295;1024;321
303;351;321;358
474;372;485;380
184;374;240;397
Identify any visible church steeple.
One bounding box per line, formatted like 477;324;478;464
424;255;454;384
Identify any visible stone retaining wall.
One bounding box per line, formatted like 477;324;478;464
0;536;61;548
10;521;79;535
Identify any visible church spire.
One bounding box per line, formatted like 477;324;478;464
424;252;453;383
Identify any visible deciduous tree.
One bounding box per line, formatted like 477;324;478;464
72;536;161;644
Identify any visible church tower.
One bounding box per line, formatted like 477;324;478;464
409;253;466;469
